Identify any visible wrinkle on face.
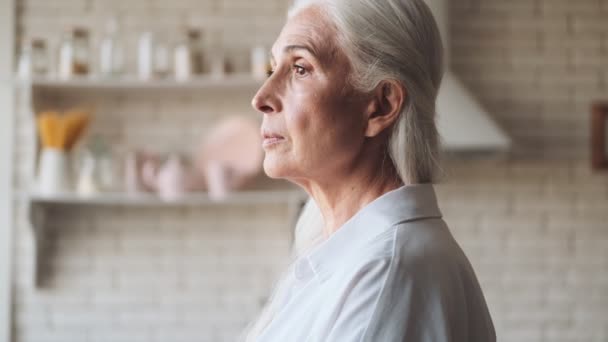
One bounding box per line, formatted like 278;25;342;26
252;4;405;236
254;5;368;186
271;8;344;77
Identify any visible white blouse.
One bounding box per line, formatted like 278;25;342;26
257;184;496;342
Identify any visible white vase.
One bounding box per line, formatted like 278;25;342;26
156;154;191;202
205;160;230;201
38;148;71;195
76;151;100;196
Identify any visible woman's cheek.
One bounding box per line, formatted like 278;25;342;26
287;98;312;137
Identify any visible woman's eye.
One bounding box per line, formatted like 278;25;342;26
266;69;274;78
293;65;308;76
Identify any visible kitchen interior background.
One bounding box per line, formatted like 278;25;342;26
6;0;608;341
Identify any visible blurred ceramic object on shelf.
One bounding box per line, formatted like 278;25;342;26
195;116;263;200
156;154;190;201
141;153;200;202
205;160;230;200
38;148;71;195
140;154;161;192
76;137;119;196
125;150;159;194
76;150;100;196
35;109;91;195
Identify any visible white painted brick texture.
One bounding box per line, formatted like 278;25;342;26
437;160;608;342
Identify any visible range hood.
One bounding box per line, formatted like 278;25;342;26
426;0;511;151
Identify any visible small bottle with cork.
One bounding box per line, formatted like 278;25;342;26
58;27;91;79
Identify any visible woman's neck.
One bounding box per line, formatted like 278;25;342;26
297;151;405;238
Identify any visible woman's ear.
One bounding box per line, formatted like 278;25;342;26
364;80;406;138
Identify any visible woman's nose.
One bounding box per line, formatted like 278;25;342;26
252;83;281;115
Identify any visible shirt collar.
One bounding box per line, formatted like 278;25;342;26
300;183;442;282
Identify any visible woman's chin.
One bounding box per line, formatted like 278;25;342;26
263;162;285;179
263;157;292;179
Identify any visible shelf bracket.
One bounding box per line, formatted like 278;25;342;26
27;200;46;288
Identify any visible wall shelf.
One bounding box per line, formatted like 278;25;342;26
25;189;306;206
16;74;265;91
24;188;308;288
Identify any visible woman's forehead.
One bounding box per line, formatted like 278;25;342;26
272;7;339;62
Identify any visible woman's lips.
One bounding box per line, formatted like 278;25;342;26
262;132;286;148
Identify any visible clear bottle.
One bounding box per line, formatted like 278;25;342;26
188;28;204;75
57;30;74;79
31;38;48;76
174;32;192;81
16;40;32;80
138;31;154;80
58;27;90;79
99;16;125;77
72;27;90;76
153;32;171;79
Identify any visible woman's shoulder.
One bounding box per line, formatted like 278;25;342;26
350;219;495;341
356;215;454;254
391;218;477;277
326;218;495;342
349;217;471;280
394;217;460;255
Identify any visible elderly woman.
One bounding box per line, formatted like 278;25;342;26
243;0;496;341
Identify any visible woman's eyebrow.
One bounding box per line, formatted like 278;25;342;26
283;44;317;57
270;44;320;64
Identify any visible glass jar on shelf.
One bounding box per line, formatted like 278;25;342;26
188;28;205;75
153;31;171;79
72;27;91;75
173;32;193;81
17;38;49;80
137;31;154;80
58;27;90;79
99;16;125;77
173;27;206;81
31;38;49;76
16;40;32;80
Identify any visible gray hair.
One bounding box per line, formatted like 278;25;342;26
241;0;444;340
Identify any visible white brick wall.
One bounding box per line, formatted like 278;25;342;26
9;0;608;341
12;203;293;342
437;160;608;342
